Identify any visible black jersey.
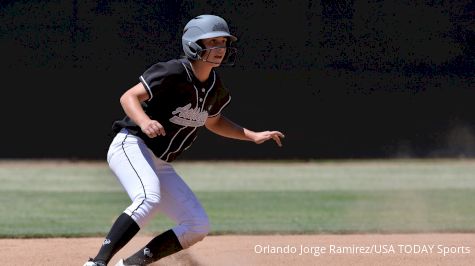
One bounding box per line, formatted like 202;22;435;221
112;58;231;162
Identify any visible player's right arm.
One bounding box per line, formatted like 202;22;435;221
119;83;166;138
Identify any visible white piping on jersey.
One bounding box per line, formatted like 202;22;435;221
183;135;198;152
182;65;228;117
158;62;198;160
139;76;153;101
165;127;197;161
208;95;231;117
181;62;192;81
194;85;199;110
181;62;199;109
159;126;186;159
162;63;218;161
199;71;216;112
189;71;215;113
180;62;216;113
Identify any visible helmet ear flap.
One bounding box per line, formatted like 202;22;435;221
187;41;203;60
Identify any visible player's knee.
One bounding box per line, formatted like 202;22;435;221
141;193;161;212
127;193;161;227
179;218;210;249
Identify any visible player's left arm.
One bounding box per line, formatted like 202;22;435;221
205;114;284;147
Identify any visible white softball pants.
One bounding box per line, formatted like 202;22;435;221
107;129;210;249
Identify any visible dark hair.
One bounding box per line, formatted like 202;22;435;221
196;40;204;49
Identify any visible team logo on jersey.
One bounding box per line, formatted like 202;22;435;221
170;103;208;127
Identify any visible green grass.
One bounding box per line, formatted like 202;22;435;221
0;159;474;237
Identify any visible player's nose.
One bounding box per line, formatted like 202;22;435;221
216;46;226;54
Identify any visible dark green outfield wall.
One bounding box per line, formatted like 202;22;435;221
1;1;473;159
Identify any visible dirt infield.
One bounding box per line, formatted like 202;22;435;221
1;234;474;265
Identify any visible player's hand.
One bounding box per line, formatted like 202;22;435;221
140;120;166;138
252;131;285;147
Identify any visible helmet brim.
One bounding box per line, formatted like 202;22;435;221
195;31;237;42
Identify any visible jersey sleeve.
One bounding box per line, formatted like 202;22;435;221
208;86;231;117
139;60;181;101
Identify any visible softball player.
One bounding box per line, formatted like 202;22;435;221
84;14;284;266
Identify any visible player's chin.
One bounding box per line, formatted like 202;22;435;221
207;61;222;67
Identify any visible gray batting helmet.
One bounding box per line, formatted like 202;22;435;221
182;15;237;60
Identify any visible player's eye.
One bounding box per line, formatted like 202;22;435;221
213;38;226;45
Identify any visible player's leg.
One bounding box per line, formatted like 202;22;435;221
121;159;209;265
88;130;163;265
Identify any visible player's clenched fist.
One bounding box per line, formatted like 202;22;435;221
140;120;166;138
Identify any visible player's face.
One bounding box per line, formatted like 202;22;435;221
201;37;228;65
